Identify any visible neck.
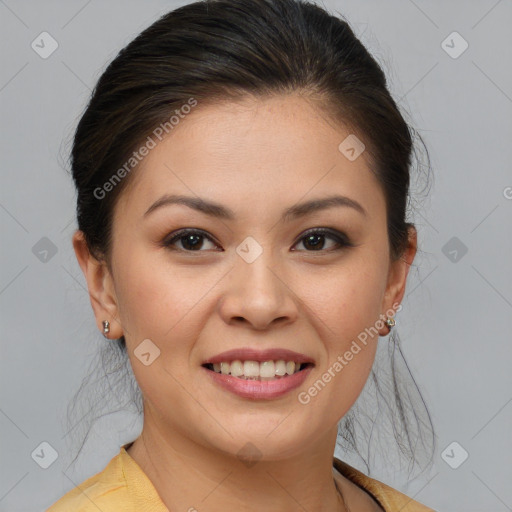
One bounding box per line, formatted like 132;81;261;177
126;406;347;512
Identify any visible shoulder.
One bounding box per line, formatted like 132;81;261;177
333;457;437;512
46;451;129;512
46;444;169;512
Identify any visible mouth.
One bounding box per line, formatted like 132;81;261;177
202;360;314;380
201;348;314;399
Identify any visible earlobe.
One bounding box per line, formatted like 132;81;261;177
72;230;123;339
378;226;417;336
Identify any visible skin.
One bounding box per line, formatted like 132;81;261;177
73;93;417;511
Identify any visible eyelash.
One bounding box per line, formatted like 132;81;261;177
162;228;353;253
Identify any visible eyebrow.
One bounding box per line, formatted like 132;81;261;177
143;193;367;221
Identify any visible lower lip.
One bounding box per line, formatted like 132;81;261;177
203;366;313;400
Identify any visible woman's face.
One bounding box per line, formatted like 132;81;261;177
77;94;414;460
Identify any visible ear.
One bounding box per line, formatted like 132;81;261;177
72;230;123;339
378;225;417;336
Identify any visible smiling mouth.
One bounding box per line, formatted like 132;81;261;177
202;360;314;380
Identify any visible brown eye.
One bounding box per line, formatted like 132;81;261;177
292;228;352;252
163;229;218;251
162;227;352;253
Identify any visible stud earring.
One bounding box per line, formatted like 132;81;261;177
102;320;110;338
385;317;396;330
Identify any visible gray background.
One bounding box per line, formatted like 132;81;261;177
1;0;511;511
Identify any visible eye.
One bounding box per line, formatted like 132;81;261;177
162;229;219;252
292;228;352;252
162;227;353;253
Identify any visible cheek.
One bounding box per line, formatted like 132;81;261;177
300;274;382;425
114;249;216;369
307;260;386;341
116;266;175;337
113;243;192;335
300;260;384;398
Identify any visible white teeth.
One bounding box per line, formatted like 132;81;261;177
230;360;243;377
260;361;275;378
243;360;260;378
275;360;287;376
209;360;306;379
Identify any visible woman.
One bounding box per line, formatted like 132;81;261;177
48;0;436;510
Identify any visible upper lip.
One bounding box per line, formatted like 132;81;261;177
202;348;315;365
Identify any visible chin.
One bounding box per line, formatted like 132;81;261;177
201;423;317;464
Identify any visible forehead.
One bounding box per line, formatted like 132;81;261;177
116;94;384;222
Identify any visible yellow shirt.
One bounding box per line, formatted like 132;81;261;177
46;444;436;511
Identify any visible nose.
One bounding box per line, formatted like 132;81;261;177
218;249;298;331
